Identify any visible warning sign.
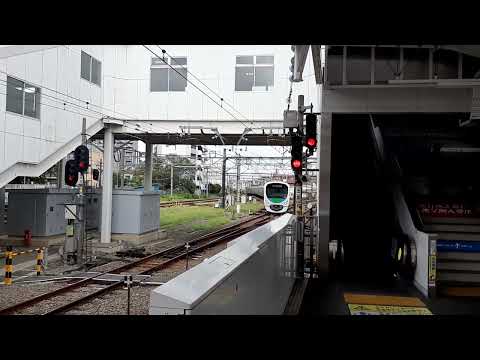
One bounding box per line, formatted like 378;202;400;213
348;304;433;315
417;202;474;218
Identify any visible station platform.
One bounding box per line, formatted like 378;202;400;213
299;278;480;315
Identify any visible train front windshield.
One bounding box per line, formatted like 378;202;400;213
266;184;289;199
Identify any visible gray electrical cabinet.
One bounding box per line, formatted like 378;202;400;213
84;190;102;230
6;188;159;238
111;190;160;235
7;189;77;237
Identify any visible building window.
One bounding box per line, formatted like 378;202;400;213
6;76;41;119
81;51;102;86
150;57;187;92
235;55;274;91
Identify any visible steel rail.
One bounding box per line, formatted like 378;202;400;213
44;216;271;314
0;212;270;315
160;198;219;208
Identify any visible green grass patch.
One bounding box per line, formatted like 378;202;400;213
161;206;228;230
191;217;231;232
239;201;263;215
160;201;264;233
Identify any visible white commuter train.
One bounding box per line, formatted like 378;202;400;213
263;181;290;214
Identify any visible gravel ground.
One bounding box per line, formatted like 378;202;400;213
10;284;111;315
0;282;70;312
88;260;131;273
64;286;152;315
61;243;228;315
0;214;253;315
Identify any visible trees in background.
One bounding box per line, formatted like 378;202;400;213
123;155;197;194
208;183;221;194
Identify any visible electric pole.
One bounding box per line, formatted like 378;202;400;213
206;168;209;198
170;164;174;197
120;148;125;188
236;158;241;204
76;118;87;265
221;148;226;208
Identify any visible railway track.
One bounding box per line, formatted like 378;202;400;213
160;198;219;208
0;212;272;315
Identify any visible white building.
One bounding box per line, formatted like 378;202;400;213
0;45;318;187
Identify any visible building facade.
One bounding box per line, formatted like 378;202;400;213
0;45;318;187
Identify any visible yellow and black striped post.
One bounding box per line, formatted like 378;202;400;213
4;245;13;285
35;248;43;276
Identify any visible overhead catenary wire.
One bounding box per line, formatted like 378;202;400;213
0;68;138;122
0;78;172;135
0;88;102;124
0;87;157;141
143;45;252;130
0;71;175;138
156;45;253;125
1;51;288;162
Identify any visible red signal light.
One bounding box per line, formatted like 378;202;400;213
292;159;301;169
307;138;317;147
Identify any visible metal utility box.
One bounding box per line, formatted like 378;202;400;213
111;190;160;235
7;188;78;237
84;190;102;230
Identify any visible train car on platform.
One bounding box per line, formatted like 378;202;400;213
264;181;290;214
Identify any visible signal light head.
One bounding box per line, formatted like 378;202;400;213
307;138;317;147
65;159;79;187
292;159;301;169
74;145;89;173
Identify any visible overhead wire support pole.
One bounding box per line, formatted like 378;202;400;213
120;148;125;188
78;118;87;264
170;164;174;197
295;96;305;278
221;148;227;209
236;157;241;209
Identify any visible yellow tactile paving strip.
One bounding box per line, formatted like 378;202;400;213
344;293;426;307
344;293;433;315
347;304;432;315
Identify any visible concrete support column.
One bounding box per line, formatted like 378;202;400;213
56;159;66;188
317;112;332;276
144;141;153;192
101;126;114;244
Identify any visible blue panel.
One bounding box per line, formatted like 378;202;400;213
437;240;480;253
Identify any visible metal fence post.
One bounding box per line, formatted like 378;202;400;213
4;245;13;285
185;242;191;270
36;249;43;276
125;274;132;315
